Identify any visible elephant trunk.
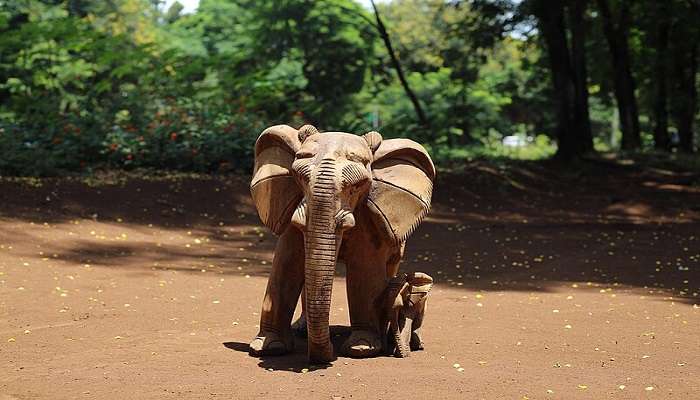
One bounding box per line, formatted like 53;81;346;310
304;159;340;363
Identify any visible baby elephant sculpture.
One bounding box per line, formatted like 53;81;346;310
248;124;435;363
384;272;434;357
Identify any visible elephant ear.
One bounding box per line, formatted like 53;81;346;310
405;272;433;307
366;139;435;245
250;125;303;235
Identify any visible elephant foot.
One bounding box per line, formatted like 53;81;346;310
341;330;382;358
291;314;307;338
249;332;293;357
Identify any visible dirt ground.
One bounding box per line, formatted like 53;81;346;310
1;160;699;399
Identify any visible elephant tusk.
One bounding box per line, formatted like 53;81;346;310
291;200;307;230
335;209;355;230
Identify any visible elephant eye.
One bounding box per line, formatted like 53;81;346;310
347;154;369;164
295;151;314;159
291;158;312;183
341;163;370;188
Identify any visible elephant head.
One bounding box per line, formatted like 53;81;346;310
384;272;433;357
250;125;435;363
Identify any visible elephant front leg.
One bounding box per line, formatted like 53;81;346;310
249;227;304;356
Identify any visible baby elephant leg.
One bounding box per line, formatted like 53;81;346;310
387;272;433;357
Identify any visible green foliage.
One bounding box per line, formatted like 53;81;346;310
101;99;264;171
1;0;696;176
431;133;556;164
0;0;373;175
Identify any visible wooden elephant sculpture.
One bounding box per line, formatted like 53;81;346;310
247;124;435;363
384;272;434;357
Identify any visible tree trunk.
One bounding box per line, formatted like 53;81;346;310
691;44;699;152
652;0;671;150
596;0;641;150
672;42;698;153
456;94;476;145
532;0;577;159
568;0;594;153
370;0;430;129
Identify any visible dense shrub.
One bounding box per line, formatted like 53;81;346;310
0;101;264;176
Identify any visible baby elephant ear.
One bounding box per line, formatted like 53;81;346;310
250;125;303;235
405;272;433;306
366;139;435;245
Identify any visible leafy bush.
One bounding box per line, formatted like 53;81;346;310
430;133;557;164
0;1;374;176
0;99;265;176
101;99;264;172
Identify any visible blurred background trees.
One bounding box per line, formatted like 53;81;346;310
0;0;698;175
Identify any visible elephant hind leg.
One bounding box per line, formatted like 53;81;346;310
249;332;293;356
341;330;382;358
341;235;405;357
291;293;307;338
342;251;389;357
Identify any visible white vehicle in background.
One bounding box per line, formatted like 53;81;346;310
502;135;533;148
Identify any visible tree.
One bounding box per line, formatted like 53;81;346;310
650;0;671;150
370;0;430;128
431;0;515;144
526;0;593;159
568;0;594;154
243;0;377;127
668;0;699;153
595;0;641;150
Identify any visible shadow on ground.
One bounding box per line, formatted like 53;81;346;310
1;160;698;304
223;326;353;373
